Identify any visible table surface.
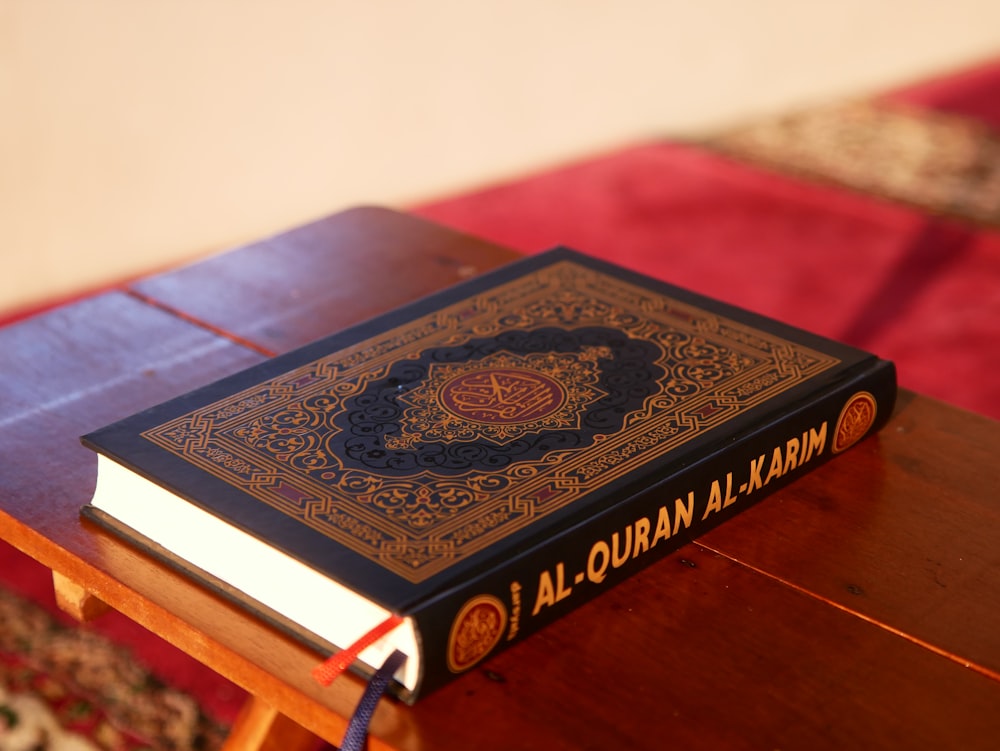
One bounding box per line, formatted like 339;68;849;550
3;206;1000;751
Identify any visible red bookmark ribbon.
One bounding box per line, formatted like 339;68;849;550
312;614;405;687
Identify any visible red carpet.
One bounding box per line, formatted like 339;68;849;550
3;58;999;748
415;60;1000;422
886;58;1000;127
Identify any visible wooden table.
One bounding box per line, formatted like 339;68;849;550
2;206;1000;750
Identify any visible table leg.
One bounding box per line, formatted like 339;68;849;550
222;695;323;751
51;570;110;621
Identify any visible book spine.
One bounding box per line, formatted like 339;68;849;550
409;359;897;698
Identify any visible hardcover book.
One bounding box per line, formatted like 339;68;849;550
80;247;897;703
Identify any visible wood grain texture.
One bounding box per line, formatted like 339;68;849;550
130;206;517;354
2;207;999;750
698;391;1000;681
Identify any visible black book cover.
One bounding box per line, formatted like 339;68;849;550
81;247;896;699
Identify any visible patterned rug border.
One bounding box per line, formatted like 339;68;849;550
0;585;227;751
703;98;1000;228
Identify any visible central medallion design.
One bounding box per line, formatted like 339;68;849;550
440;368;565;424
384;347;611;448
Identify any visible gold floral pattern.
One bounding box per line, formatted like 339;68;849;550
142;259;839;582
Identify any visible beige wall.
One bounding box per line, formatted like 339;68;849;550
3;1;1000;316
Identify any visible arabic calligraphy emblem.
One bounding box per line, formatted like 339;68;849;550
384;347;611;448
832;391;877;453
441;368;564;424
447;595;508;673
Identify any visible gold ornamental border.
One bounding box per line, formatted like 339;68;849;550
142;260;840;583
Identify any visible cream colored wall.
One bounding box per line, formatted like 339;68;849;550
3;1;1000;316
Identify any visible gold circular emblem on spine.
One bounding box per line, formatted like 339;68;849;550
832;391;877;454
447;595;508;673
